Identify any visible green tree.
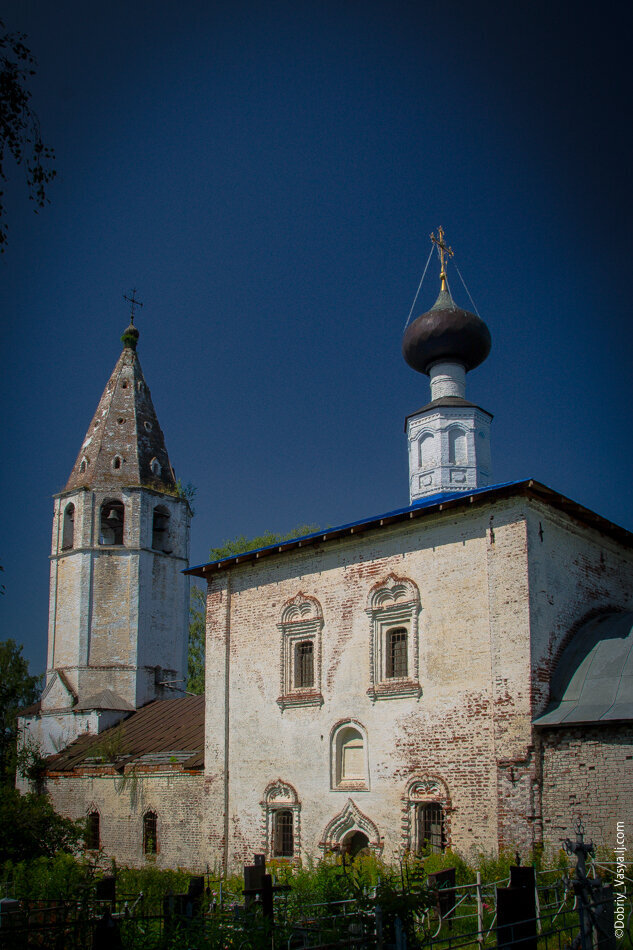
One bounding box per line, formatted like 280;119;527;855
0;639;41;785
0;786;84;862
186;525;321;693
208;524;320;562
187;585;206;695
0;640;85;860
0;19;56;250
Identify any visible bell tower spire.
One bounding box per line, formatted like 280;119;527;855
32;301;192;755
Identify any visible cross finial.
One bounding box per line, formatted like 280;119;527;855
123;288;144;325
430;226;454;292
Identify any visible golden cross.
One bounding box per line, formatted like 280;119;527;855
123;288;144;325
430;226;454;290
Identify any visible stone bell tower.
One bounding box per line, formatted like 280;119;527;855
28;303;192;754
402;229;493;503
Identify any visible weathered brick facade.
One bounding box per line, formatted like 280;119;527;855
46;768;204;869
198;490;633;872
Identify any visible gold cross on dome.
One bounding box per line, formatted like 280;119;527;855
430;226;454;290
123;288;144;325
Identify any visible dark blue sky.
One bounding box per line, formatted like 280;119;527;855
3;1;632;671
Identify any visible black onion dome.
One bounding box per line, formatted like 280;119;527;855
402;288;491;375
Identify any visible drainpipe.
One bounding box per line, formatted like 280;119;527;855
222;572;231;876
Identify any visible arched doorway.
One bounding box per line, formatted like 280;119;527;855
342;830;369;857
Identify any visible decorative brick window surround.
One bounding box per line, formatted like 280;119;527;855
277;593;324;710
261;780;301;860
366;574;422;701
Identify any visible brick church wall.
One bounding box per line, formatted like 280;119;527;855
540;725;633;851
46;770;204;869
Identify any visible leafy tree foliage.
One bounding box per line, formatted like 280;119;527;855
0;19;56;250
0;639;41;785
0;640;86;860
186;525;320;694
208;524;320;562
0;787;84;862
187;586;206;695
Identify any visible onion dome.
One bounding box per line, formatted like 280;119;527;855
121;322;140;350
402;285;491;376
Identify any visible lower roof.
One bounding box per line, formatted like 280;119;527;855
45;695;204;773
534;612;633;727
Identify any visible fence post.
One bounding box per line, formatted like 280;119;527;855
476;871;484;947
374;903;383;950
534;872;541;934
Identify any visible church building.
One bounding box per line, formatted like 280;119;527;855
19;239;633;871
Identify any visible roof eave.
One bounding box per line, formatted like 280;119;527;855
186;480;633;579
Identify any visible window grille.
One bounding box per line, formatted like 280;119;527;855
417;803;445;853
387;628;408;678
273;810;294;857
143;812;157;855
86;811;100;850
294;641;314;688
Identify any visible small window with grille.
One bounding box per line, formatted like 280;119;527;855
416;803;445;853
386;628;408;678
294;641;314;688
272;810;294;857
143;811;158;855
86;811;100;850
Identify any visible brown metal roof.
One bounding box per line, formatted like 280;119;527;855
45;695;204;773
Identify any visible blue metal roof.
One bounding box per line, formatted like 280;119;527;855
186;479;528;575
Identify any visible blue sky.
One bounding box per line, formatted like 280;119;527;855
2;1;632;672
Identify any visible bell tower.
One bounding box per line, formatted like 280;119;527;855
32;303;192;753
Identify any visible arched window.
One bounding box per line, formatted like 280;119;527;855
416;802;446;853
278;594;323;709
386;627;408;678
143;811;158;855
273;810;294;857
262;781;300;860
62;503;75;551
86;811;100;850
294;641;314;688
448;427;467;465
100;500;124;546
150;457;161;477
339;728;364;781
402;777;451;855
419;432;434;469
331;721;368;790
366;575;421;700
152;505;171;553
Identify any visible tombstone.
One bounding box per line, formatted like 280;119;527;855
0;897;22;938
427;868;456;920
510;866;535;891
95;875;116;908
496;884;537;950
244;856;266;909
591;885;616;950
93;908;123;950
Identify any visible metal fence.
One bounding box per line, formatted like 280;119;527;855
0;861;629;949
